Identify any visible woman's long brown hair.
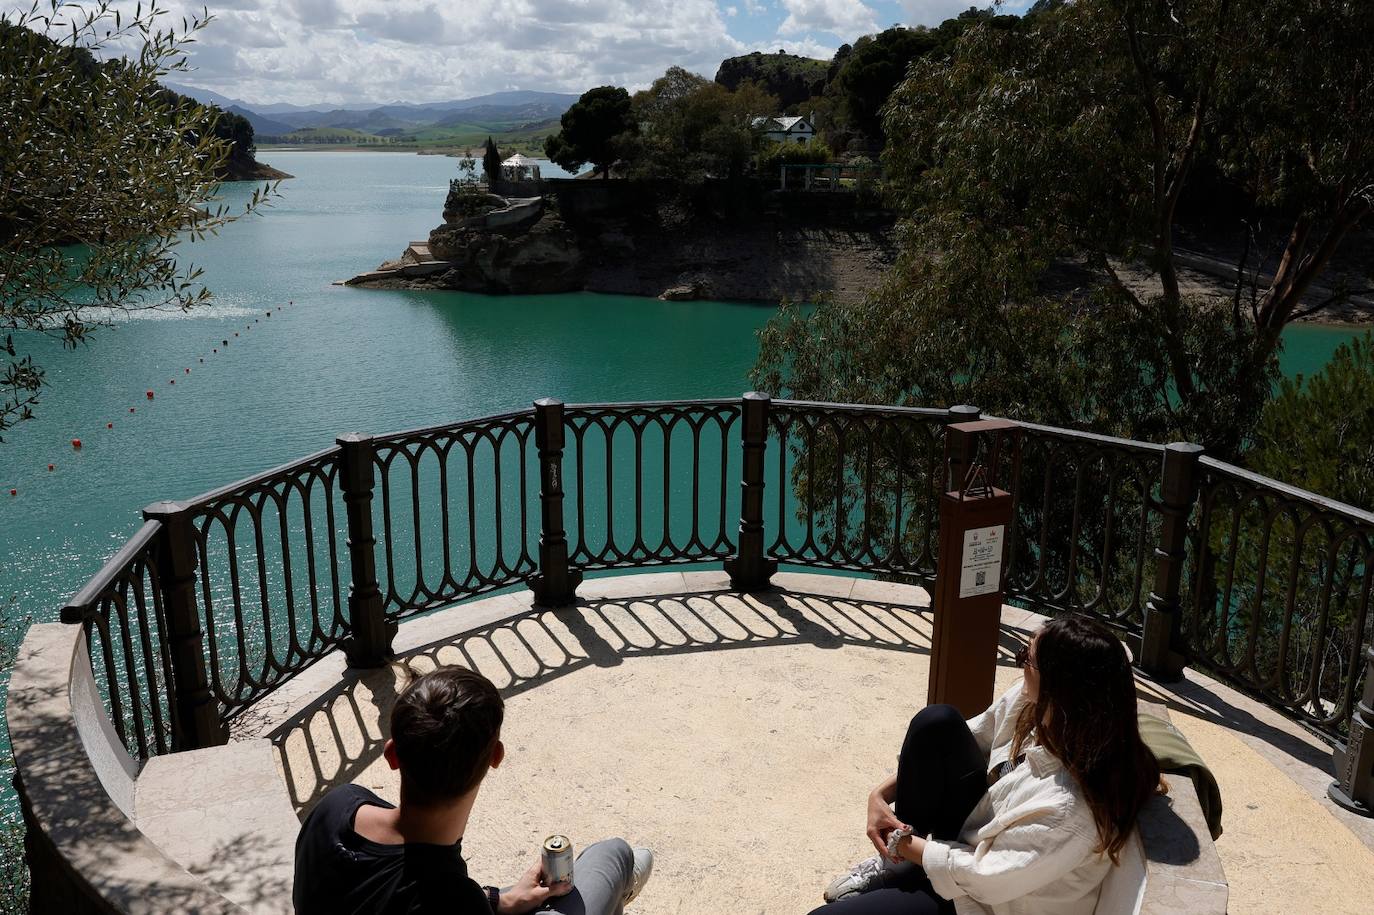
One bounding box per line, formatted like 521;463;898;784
1009;616;1163;863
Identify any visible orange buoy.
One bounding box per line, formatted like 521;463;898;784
8;489;15;497
48;464;55;471
71;439;81;448
146;390;154;399
106;422;113;429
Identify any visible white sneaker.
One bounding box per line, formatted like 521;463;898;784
623;847;654;906
822;854;915;903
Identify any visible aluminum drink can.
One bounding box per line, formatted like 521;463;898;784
542;835;574;885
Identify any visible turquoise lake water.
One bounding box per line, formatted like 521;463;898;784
0;150;1365;630
0;152;776;630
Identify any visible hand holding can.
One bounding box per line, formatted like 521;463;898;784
541;835;574;886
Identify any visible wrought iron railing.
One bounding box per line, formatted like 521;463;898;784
766;401;948;577
53;393;1374;813
183;446;348;723
61;522;176;759
369;411;538;618
563;400;740;571
1004;423;1164;631
1185;457;1374;742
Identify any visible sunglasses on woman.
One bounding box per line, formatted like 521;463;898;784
1014;644;1037;670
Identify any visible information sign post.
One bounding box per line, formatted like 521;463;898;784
928;419;1019;717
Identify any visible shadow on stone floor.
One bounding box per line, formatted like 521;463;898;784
267;587;1034;815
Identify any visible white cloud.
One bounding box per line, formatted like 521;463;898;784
749;34;837;60
38;0;752;106
726;5;738;16
899;1;991;27
778;0;880;39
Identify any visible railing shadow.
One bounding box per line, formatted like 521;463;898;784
270;587;1034;815
1139;677;1337;778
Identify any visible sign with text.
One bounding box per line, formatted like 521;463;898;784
959;524;1005;598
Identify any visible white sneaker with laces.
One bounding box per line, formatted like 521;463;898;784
822;854;915;903
623;847;654;906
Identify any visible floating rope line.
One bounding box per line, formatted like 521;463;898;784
3;302;298;494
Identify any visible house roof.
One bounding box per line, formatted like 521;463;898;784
751;116;813;132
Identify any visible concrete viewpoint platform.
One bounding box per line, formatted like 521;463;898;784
102;571;1371;913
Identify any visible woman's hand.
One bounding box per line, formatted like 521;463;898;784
893;833;927;867
866;789;907;860
496;860;572;915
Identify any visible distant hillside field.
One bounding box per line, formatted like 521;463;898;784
171;85;577;155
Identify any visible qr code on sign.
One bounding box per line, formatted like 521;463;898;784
975;570;986;587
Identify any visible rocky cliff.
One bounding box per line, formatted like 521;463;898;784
714;51;829;108
347;180;897;305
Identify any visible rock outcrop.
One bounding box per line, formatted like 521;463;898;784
425;207;584;294
346;179;898;305
714;51;828;108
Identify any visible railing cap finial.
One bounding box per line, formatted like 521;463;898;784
142;499;190;521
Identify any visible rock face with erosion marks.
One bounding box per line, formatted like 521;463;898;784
345;178;897;305
426;206;584;294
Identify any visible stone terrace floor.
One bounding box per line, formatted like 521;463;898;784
231;571;1374;915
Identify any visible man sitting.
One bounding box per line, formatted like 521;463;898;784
294;665;653;914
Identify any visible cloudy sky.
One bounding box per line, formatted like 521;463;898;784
13;0;1036;106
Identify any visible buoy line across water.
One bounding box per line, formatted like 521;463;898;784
5;301;293;496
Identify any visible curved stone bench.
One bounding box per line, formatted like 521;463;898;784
9;623;241;914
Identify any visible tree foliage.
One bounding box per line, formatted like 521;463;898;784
1250;333;1374;510
0;1;275;440
824;13;1022;149
482;135;501;184
630;68;778;181
758;0;1374;462
757;138;834;172
543;86;636;179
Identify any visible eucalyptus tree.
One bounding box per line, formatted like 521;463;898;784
757;0;1374;461
631;68;779;182
0;1;275;440
753;0;1374;653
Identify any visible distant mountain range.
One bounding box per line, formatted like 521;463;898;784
165;83;579;141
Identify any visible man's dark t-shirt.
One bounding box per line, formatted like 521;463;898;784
293;784;493;914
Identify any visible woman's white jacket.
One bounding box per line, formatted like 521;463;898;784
921;681;1112;915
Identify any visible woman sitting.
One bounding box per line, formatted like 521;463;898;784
813;615;1161;915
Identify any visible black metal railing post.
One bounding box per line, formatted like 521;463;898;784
337;433;394;667
725;391;778;591
1330;642;1374;816
531;398;582;606
1138;442;1204;681
142;501;227;750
